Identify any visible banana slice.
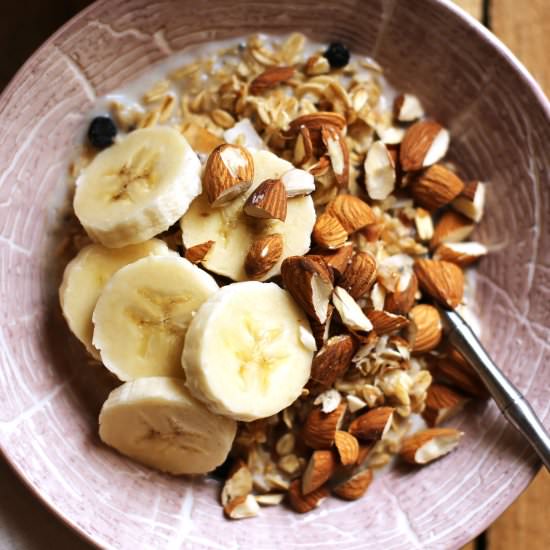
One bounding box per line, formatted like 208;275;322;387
183;281;314;421
180;150;315;281
99;377;237;474
74;127;201;248
93;255;218;380
59;239;172;358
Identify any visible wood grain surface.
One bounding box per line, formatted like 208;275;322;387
0;0;547;549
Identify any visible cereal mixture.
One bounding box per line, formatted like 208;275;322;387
60;34;490;519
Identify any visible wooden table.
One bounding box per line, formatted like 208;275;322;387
0;1;548;549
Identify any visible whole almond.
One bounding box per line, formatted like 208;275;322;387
367;310;409;335
430;210;474;249
245;233;284;279
334;431;360;466
411;164;465;211
301;450;337;495
356;443;375;465
348;407;394;441
400;428;463;465
204;143;254;206
326;195;376;234
384;273;418;315
243;178;287;221
409;304;442;353
414;259;464;309
393;93;424;122
308;335;356;394
315;242;354;276
288;479;329;513
338;251;377;299
184;240;214;264
400;120;450;172
303;402;347;449
249;66;295;94
332;468;373;500
312;212;348;249
436;357;488;399
422;383;468;427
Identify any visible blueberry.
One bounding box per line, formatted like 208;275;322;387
88;115;117;149
323;42;350;69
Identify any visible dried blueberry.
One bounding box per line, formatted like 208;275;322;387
88;115;117;149
323;42;350;69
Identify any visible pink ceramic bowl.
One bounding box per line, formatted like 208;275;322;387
0;0;549;548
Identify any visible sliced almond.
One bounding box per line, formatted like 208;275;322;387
414;259;464;309
294;126;314;166
184;240;214;264
302;402;347;449
332;468;373;500
367;310;409;335
332;286;373;332
415;208;434;241
334;431;360;466
322;125;350;187
281;167;315;197
400;121;450;171
411;165;465;211
255;493;285;506
305;54;331;76
434;242;488;266
314;389;342;413
243;178;287;221
348;406;394;441
430;211;474;249
338;251;377;299
393;93;424;122
224;494;260;519
409;304;442;353
204;143;254;206
371;281;387;311
308;335;356;394
346;394;368;414
288;479;329;513
281;255;333;322
384;272;418;315
312;212;348;249
315;242;354;276
181;122;223;154
302;450;337;494
310;304;334;349
245;233;284;279
436;357;488;399
422;383;468;427
221;460;253;506
451;180;486;222
326;195;376;234
399;428;463;465
249;66;295;94
364;140;396;200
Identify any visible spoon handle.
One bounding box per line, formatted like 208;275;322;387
438;306;550;471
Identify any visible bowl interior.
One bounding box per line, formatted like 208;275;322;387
0;0;549;548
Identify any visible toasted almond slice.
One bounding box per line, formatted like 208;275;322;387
302;402;347;449
348;406;394;441
288;479;329;513
334;431;360;466
245;234;284;279
422;384;468;427
393;93;424;122
308;335;356;394
414;259;464;309
221;460;253;506
321;125;350;187
244;178;287;221
302;450;337;494
305;54;331;75
332;468;373;500
224;494;260;519
180;122;224;154
281;167;316;197
281;255;334;323
400;121;450;171
338;251;377;299
433;242;488;266
255;493;285;506
184;240;214;264
313;212;349;249
204;144;254;206
409;304;442;353
411;165;465;211
332;286;373;332
327;195;376;234
367;310;409;335
249;66;295;94
415;208;434;241
436;357;488;399
364;141;396;200
430;211;475;249
399;428;463;465
384;272;418;315
451;180;486;222
315;242;354;276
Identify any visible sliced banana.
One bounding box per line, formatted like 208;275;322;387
180;150;315;281
183;281;314;421
99;377;237;474
74;127;201;248
59;239;172;358
93;255;218;380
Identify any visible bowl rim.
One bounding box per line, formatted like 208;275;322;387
0;0;547;548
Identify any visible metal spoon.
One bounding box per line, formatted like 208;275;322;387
436;305;550;471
